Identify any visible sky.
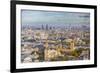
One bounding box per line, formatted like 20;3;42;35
21;10;90;26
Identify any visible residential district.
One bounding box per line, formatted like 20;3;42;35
21;24;90;63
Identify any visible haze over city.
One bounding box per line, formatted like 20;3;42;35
21;10;90;26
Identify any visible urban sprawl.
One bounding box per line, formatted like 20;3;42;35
21;24;90;63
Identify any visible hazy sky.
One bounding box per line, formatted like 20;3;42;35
21;10;90;25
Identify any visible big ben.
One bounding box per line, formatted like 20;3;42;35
70;40;75;50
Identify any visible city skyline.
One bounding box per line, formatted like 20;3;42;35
21;9;90;63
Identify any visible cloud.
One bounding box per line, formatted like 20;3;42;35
21;10;90;25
